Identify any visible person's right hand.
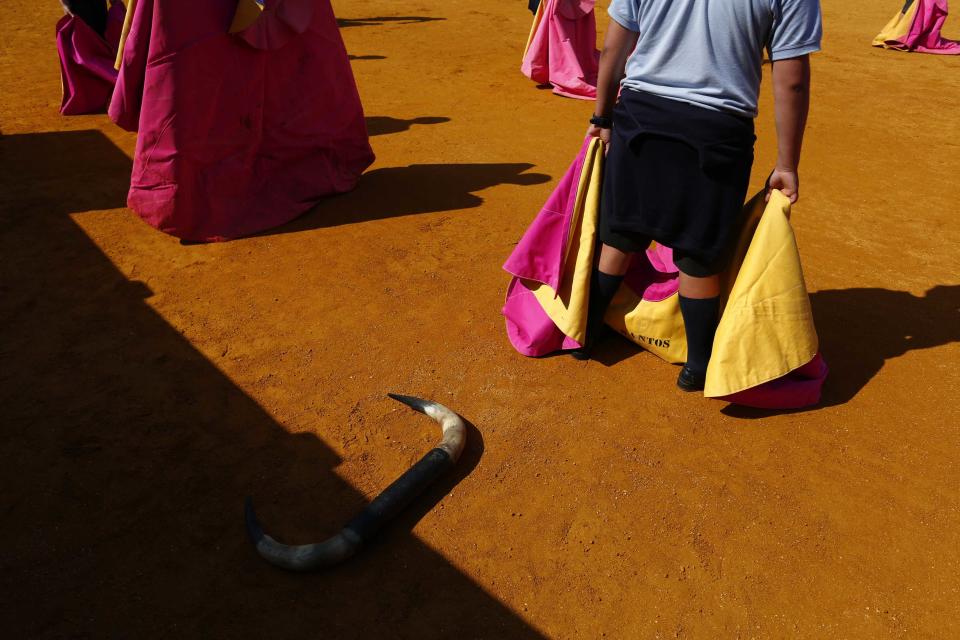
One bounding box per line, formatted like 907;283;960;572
767;167;799;203
586;124;611;147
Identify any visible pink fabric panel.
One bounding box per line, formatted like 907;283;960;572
57;2;125;115
623;245;680;303
907;0;960;54
503;278;580;356
521;0;599;100
720;352;829;409
503;139;589;289
109;0;375;242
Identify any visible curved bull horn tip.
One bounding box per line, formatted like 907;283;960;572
244;496;362;572
386;393;431;413
387;393;467;463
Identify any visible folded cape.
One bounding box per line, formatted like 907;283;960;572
873;0;960;54
521;0;599;100
109;0;375;242
503;138;828;409
57;1;125;115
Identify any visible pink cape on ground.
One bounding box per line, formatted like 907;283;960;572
57;1;125;115
521;0;599;100
503;140;828;410
876;0;960;54
109;0;375;242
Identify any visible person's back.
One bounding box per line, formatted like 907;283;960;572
611;0;822;117
576;0;822;392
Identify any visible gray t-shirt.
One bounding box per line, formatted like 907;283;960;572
608;0;822;117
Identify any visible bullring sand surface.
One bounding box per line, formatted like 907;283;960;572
1;1;958;638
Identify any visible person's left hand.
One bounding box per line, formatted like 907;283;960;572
586;124;611;147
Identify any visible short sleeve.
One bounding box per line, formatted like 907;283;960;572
608;0;640;33
768;0;822;60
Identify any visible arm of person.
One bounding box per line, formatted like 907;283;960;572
586;20;639;145
768;55;811;203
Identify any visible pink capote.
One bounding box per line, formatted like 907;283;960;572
521;0;599;100
109;0;375;242
901;0;960;53
57;1;125;115
503;141;828;410
884;0;960;55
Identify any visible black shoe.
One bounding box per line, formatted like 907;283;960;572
676;366;706;392
569;326;610;361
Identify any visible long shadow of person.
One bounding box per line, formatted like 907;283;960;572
267;162;551;235
808;285;960;406
366;115;451;136
0;130;545;638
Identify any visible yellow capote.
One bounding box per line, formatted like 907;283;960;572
606;284;688;363
522;0;546;61
704;190;818;397
525;137;605;345
873;1;919;47
114;0;138;70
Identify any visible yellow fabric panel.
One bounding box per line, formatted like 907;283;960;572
529;137;604;345
230;0;266;34
718;190;768;310
522;0;546;61
606;290;688;364
704;190;819;397
114;0;138;70
873;1;919;47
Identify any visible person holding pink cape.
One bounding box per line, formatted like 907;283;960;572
57;1;126;115
110;0;374;242
521;0;600;100
578;0;822;392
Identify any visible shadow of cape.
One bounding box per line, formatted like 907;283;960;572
721;285;960;417
0;130;545;639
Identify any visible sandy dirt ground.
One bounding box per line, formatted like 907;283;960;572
2;1;959;638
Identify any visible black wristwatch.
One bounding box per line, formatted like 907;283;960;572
590;114;612;129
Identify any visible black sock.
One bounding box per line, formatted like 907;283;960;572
678;295;720;374
585;270;624;344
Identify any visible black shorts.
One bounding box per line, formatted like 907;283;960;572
599;89;755;276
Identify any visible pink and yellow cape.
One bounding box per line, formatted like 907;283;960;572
503;138;828;409
521;0;599;100
874;0;960;54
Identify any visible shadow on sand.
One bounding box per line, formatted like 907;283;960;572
0;130;545;638
722;285;960;417
366;115;451;136
266;161;550;235
338;16;445;28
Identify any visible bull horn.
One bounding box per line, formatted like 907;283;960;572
245;394;467;571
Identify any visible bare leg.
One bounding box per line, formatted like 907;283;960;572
598;243;633;276
678;272;720;299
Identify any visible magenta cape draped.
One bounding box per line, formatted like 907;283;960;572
503;141;828;410
109;0;375;242
521;0;599;100
57;1;125;115
875;0;960;54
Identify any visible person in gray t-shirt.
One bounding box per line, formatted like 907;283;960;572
575;0;822;392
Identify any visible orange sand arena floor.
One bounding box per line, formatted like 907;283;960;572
2;1;959;638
